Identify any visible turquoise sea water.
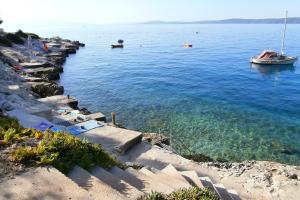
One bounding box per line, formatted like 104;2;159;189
5;23;300;165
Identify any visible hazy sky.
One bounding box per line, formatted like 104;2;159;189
0;0;299;24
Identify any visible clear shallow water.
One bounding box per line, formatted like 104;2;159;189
5;23;300;165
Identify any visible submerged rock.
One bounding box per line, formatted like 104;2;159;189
143;132;170;147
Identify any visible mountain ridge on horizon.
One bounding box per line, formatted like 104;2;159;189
142;17;300;24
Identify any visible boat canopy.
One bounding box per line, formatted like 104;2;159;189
257;51;278;59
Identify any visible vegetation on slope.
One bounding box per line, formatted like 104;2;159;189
16;29;40;40
0;36;13;47
0;30;40;47
139;187;219;200
0;116;123;174
5;33;24;45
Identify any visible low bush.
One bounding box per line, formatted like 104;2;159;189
0;36;12;47
138;191;166;200
16;30;40;39
0;116;123;174
138;187;219;200
5;33;24;44
169;187;219;200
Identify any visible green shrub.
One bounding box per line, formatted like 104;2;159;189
169;187;219;200
12;130;122;173
0;36;12;47
27;33;40;39
16;30;40;39
0;116;123;174
138;191;167;200
138;187;219;200
15;30;28;38
5;33;24;44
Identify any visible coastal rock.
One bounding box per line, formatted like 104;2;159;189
28;82;64;97
23;67;60;81
288;173;298;180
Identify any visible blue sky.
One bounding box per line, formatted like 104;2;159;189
0;0;299;24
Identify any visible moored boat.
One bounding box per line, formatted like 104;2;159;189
250;51;297;65
111;44;124;48
111;39;124;48
250;11;298;66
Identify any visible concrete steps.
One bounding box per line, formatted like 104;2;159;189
180;170;205;187
110;166;174;194
0;167;89;200
214;183;235;200
91;166;144;199
161;164;191;186
199;177;220;196
139;167;191;190
68;166;128;200
228;189;242;200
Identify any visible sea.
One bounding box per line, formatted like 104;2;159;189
4;22;300;165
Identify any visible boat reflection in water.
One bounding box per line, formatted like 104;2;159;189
251;63;296;76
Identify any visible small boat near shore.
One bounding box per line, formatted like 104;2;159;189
111;39;124;48
111;44;124;48
250;11;298;65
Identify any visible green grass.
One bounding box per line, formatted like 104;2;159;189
0;116;123;174
138;187;219;200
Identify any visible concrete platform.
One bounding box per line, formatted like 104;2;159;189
23;67;56;74
20;62;52;69
78;124;142;153
38;95;78;109
0;167;89;200
52;112;106;126
21;75;44;82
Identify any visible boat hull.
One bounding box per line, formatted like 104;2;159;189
111;44;124;48
250;57;298;65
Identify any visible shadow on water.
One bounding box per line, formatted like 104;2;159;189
250;63;296;76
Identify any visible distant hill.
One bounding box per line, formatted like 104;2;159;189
143;17;300;24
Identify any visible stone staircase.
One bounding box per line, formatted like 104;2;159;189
1;163;242;200
4;95;241;199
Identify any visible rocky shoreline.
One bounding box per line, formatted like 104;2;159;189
0;30;299;200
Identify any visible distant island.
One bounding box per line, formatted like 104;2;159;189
143;17;300;24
